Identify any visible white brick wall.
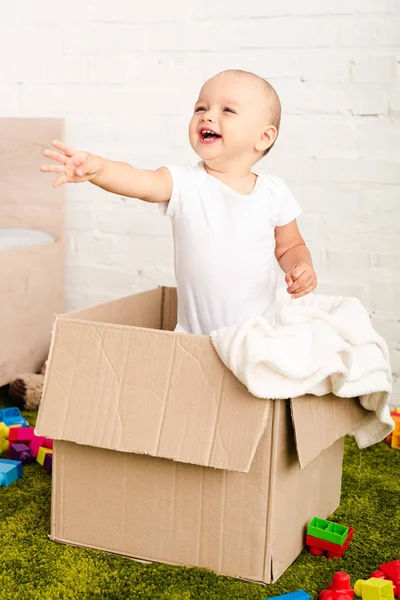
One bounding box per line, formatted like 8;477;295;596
1;0;399;404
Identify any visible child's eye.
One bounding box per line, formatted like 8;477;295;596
195;107;234;113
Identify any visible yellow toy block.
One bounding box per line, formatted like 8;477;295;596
37;447;53;466
386;411;400;449
0;424;25;453
354;578;394;600
391;418;400;449
0;423;10;453
0;422;9;439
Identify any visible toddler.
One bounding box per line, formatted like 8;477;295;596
41;69;317;335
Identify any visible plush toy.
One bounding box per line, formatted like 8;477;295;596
8;361;47;411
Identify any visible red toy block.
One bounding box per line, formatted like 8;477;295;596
306;527;354;558
29;435;47;458
8;426;35;444
43;438;53;450
319;571;354;600
371;561;400;598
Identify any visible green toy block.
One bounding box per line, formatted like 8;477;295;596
354;578;394;600
307;517;349;545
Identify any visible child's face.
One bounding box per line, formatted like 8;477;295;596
189;72;273;166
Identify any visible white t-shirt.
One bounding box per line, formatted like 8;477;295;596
158;160;302;335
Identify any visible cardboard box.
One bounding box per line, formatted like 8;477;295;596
35;286;368;584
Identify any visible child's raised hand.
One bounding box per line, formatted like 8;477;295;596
40;140;102;187
285;262;317;299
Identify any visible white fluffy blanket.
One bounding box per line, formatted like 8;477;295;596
210;289;394;449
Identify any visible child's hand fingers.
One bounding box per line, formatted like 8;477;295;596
290;276;313;297
285;272;293;288
51;139;76;157
287;271;310;294
43;149;68;164
291;282;316;299
40;164;66;174
75;156;99;177
290;274;318;298
52;174;68;188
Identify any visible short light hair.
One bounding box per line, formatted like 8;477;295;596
216;69;281;157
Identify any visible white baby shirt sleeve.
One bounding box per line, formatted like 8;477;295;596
274;177;303;227
158;165;187;218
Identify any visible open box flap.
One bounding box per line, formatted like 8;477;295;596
35;311;271;473
290;394;369;468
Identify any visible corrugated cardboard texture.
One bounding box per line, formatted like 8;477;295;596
52;417;273;583
0;118;65;241
291;394;369;468
160;287;178;331
36;298;272;472
37;288;369;472
265;399;346;583
37;288;368;583
0;242;65;386
66;287;164;329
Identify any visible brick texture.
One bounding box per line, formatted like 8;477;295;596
1;0;398;404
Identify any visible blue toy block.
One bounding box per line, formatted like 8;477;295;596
0;407;28;428
0;458;23;487
266;592;311;600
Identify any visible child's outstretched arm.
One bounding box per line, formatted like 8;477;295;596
40;140;172;203
274;220;317;299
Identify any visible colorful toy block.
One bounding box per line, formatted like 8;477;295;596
319;572;354;600
386;409;400;449
9;443;34;465
37;447;52;467
0;422;9;438
43;452;53;473
0;407;28;428
8;426;35;444
354;579;394;600
0;424;26;453
0;423;10;453
43;438;53;450
371;561;400;598
307;517;350;546
306;526;354;558
30;435;47;458
266;591;310;600
0;458;23;487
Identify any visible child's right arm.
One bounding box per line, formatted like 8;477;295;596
40;140;172;203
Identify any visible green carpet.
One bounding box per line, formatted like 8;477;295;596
0;387;399;600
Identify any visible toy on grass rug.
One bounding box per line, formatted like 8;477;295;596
318;572;398;600
385;409;400;449
371;561;400;598
319;572;354;600
354;578;395;600
0;418;53;475
0;458;23;487
306;517;354;558
8;360;47;410
0;407;28;427
266;591;310;600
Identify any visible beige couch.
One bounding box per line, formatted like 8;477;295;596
0;118;65;385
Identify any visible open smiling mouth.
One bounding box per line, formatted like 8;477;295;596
200;130;222;144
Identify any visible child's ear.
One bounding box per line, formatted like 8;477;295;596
255;125;277;153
